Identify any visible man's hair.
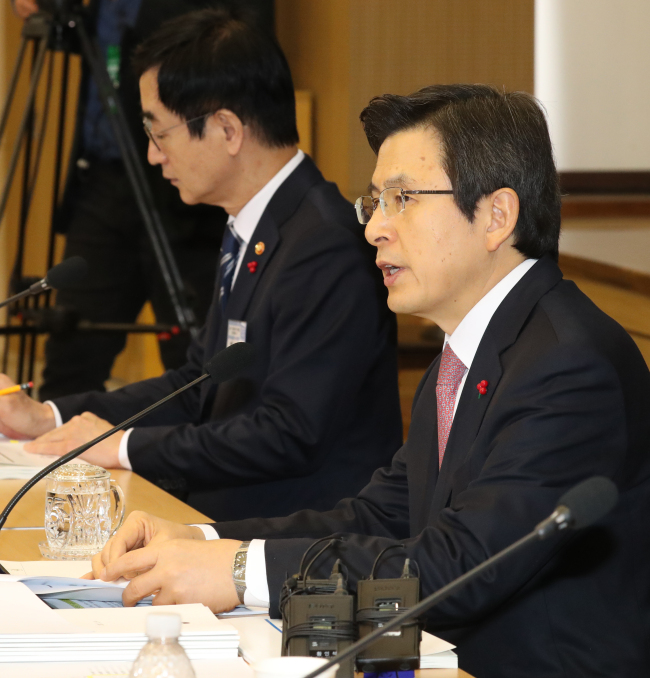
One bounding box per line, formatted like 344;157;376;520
360;84;561;259
133;8;299;148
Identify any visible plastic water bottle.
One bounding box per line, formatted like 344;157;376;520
129;613;196;678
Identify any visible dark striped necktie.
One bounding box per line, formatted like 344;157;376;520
219;220;243;312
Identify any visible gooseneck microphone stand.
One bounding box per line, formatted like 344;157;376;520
0;5;199;385
303;477;619;678
0;341;257;574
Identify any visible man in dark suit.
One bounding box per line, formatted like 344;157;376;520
0;10;402;521
88;85;650;677
31;0;272;399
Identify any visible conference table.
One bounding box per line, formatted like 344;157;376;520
0;469;474;678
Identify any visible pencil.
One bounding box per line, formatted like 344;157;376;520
0;382;33;396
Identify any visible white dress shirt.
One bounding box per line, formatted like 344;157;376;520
446;257;538;415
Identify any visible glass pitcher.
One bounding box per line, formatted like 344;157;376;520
39;463;125;560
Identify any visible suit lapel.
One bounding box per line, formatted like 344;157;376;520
218;156;323;340
199;156;324;414
429;257;564;516
410;356;441;532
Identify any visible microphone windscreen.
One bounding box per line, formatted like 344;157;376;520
46;256;88;290
558;476;618;529
204;342;256;383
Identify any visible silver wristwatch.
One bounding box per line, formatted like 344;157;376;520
232;541;251;605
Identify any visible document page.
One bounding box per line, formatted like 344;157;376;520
0;582;81;635
0;560;93;578
0;571;152;604
0;437;89;479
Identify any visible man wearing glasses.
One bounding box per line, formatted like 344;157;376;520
15;0;255;400
0;9;402;522
86;84;650;678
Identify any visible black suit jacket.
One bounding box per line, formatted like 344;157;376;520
54;156;403;521
217;257;650;677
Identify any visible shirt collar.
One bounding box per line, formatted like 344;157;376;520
446;258;538;370
228;150;305;245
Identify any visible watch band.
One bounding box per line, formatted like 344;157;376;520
232;541;251;605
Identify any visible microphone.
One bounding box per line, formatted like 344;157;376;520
0;256;88;309
0;341;256;544
303;476;619;678
534;476;618;539
40;256;89;292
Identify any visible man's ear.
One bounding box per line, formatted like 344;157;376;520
211;109;245;156
485;188;519;252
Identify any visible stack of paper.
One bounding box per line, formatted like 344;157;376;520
0;437;89;479
0;658;254;678
419;631;458;669
0;582;239;663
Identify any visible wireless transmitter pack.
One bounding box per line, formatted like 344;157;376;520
280;539;356;678
355;546;422;673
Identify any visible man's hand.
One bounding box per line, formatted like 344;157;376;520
109;538;241;612
12;0;39;19
0;374;56;439
89;511;205;580
86;511;240;613
24;411;123;467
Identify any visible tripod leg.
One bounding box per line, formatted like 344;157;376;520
0;37;29;141
0;36;49;228
73;17;199;339
28;49;72;387
47;49;70;271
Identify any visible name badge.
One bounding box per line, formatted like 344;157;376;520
227;320;247;347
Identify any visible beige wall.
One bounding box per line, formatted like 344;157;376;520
277;0;534;201
536;0;650;171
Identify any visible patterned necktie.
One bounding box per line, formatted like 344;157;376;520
219;220;243;312
436;343;467;469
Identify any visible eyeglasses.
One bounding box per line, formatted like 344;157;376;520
355;187;454;224
142;113;212;152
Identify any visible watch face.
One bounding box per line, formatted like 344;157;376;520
233;543;250;585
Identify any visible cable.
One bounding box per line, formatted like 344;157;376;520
369;543;405;579
303;539;340;581
298;536;339;579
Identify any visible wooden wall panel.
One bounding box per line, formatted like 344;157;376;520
347;0;535;199
276;0;351;193
277;0;534;200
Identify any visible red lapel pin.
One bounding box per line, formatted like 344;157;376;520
476;380;488;398
247;261;258;273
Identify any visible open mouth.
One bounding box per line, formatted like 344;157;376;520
378;262;405;285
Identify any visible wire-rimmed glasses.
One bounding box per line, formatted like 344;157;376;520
355;187;454;224
142;113;212;152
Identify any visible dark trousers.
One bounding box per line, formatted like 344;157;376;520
39;161;222;401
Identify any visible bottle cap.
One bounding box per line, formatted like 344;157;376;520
146;613;182;639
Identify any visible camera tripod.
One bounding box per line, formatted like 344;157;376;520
0;5;199;386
